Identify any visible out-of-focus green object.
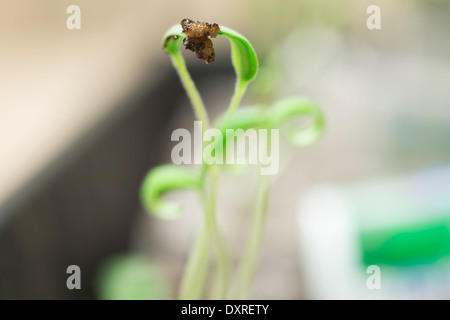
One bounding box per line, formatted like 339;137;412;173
297;166;450;299
346;167;450;267
97;254;169;300
361;218;450;266
140;164;201;220
267;97;324;147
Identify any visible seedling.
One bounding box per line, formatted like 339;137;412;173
140;19;324;300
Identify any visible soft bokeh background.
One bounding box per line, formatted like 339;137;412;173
1;0;450;299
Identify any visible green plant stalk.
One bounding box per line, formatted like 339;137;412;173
234;174;270;300
169;29;254;299
169;49;214;299
170;50;210;131
205;75;251;298
178;217;210;299
224;80;246;122
208;74;252;298
206;165;231;299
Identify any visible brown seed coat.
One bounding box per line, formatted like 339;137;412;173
181;18;220;64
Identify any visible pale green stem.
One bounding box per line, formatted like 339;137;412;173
224;80;247;122
234;174;270;300
170;51;210;130
178;217;209;299
207;78;249;299
206;165;231;299
171;45;239;300
171;49;212;299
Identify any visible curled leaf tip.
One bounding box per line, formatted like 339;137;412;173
164;35;179;48
140;164;201;220
268;97;325;147
162;24;184;54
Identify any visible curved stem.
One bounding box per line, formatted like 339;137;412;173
205;77;248;299
234;174;270;299
171;43;239;300
170;50;210;131
170;48;212;300
224;80;246;122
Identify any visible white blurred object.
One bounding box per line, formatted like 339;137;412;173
297;166;450;299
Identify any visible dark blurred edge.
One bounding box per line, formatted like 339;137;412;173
0;57;234;300
0;62;185;299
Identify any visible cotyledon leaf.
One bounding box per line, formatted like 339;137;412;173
162;22;258;86
207;106;267;164
266;96;325;147
203;97;324;171
218;26;258;85
162;24;184;55
140;164;201;220
216;105;268;132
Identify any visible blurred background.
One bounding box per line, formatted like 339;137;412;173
1;0;450;299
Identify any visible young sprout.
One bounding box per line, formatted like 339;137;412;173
140;18;325;300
